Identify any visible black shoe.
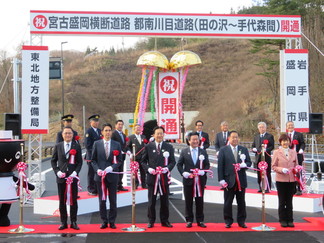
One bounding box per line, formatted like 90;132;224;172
147;223;154;228
169;192;174;196
280;221;288;227
142;184;147;189
77;195;80;199
88;192;97;196
265;190;270;193
225;224;232;228
58;223;68;230
110;223;117;229
70;222;80;230
238;223;247;228
118;187;128;192
161;222;173;228
197;222;207;228
100;223;108;229
295;191;302;196
287;222;295;227
186;222;192;228
257;189;262;193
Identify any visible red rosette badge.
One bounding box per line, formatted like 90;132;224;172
292;140;299;145
69;149;77;164
263;139;269;149
200;137;206;149
125;137;129;142
143;139;148;144
75;135;80;141
113;150;119;164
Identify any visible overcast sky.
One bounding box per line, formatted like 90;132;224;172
1;0;255;57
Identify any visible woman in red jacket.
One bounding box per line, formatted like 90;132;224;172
272;134;297;227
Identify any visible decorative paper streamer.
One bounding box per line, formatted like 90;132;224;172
134;68;146;126
16;162;31;198
130;161;141;185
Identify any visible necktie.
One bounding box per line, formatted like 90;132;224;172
105;141;109;159
192;148;197;165
119;132;124;143
223;132;226;142
137;135;141;144
233;147;238;162
157;143;161;155
65;143;70;158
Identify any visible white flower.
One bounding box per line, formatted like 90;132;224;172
198;154;205;161
240;154;246;161
163;151;170;158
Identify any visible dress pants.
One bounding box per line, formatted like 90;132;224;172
223;186;246;225
87;162;97;194
57;180;78;224
96;178;118;224
276;181;296;223
147;184;170;223
183;184;204;223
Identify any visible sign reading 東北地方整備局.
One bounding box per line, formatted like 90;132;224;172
30;10;301;39
21;46;49;134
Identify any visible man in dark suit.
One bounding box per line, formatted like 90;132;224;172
215;121;230;155
51;127;83;230
111;119;128;192
177;132;210;228
286;121;306;195
126;124;147;189
251;122;274;192
56;114;78;144
195;120;210;150
91;123;122;229
84;114;101;196
141;126;176;228
218;131;252;229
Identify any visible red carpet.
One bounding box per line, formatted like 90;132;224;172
2;218;323;234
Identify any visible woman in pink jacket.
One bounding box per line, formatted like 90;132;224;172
272;134;297;228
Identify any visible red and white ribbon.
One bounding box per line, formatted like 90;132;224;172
258;161;270;191
153;166;165;195
130;161;141;185
292;165;306;191
98;170;108;200
263;139;269;150
233;163;242;191
16;162;31;198
65;177;74;206
113;150;119;164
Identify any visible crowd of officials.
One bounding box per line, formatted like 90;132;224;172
51;114;305;230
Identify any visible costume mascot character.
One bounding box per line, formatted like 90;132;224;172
0;139;34;226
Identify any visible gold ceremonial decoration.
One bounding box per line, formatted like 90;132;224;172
137;51;169;69
169;50;202;69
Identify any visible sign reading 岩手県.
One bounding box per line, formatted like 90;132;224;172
280;49;309;133
158;72;180;140
21;46;49;134
30;10;301;39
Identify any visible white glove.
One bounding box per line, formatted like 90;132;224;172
240;162;247;168
219;180;227;187
298;149;304;154
70;171;77;178
97;169;104;176
126;151;132;156
162;167;169;174
182;172;191;178
57;171;66;178
252;148;257;153
105;166;113;173
148;168;155;174
198;170;205;176
282;168;289;174
216;151;219;156
129;154;134;160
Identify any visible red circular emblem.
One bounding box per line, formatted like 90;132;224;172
160;76;177;94
33;15;48;29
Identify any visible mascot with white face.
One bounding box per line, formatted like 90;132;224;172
0;139;33;226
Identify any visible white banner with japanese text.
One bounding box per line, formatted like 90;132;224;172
30;10;301;39
158;72;180;140
280;49;309;133
21;46;49;134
